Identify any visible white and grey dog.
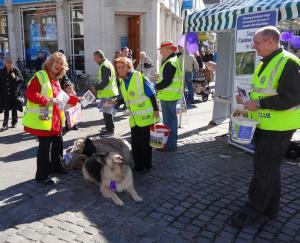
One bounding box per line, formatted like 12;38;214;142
82;152;142;206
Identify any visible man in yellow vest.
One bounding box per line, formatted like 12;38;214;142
155;40;182;151
93;50;119;136
232;26;300;228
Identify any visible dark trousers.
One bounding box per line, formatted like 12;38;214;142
248;129;294;216
103;112;114;131
131;125;152;170
36;135;64;180
3;109;18;127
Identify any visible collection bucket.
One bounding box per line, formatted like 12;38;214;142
149;124;170;148
231;117;258;144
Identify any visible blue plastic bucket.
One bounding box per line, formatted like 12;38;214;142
231;117;258;144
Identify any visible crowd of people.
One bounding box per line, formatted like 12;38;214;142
1;26;297;230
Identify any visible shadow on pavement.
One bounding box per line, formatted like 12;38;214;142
0;132;300;242
0;132;36;145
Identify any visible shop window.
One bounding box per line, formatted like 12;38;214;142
69;3;84;72
0;10;8;68
20;5;57;70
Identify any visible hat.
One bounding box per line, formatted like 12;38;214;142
158;40;177;51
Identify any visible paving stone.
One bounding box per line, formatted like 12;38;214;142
50;228;76;241
18;227;43;241
6;235;25;243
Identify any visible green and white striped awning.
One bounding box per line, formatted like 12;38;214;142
185;0;300;32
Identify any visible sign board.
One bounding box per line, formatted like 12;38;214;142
120;36;128;48
182;0;193;10
229;10;277;153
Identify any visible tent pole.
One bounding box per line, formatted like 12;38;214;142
178;34;186;128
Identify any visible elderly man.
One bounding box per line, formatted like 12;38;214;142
232;26;300;228
178;45;199;104
93;50;119;137
155;40;182;151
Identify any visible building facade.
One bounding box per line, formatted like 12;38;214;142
0;0;196;79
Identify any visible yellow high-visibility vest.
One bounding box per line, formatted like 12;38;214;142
22;70;65;130
157;56;183;101
249;50;300;131
96;59;119;98
120;71;160;128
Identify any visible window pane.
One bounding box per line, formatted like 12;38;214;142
72;23;84;38
22;6;57;68
73;39;84;55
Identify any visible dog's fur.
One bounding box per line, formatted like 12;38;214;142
82;152;142;206
68;137;132;169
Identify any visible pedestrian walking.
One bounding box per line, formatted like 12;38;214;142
155;40;183;151
93;50;119;137
136;51;154;77
115;57;159;173
232;26;300;228
178;46;199;104
22;52;80;185
0;56;23;131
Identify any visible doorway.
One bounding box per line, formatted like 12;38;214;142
115;14;140;66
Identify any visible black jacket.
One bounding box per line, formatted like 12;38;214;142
259;48;300;111
0;67;23;110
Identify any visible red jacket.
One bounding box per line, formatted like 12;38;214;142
24;70;79;137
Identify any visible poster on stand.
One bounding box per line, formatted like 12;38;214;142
229;10;277;153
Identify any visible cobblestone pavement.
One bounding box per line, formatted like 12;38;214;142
1;100;300;242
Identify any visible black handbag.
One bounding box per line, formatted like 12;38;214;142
15;90;24;112
144;62;154;69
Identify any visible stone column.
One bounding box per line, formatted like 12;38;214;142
5;1;17;62
165;11;172;41
160;5;165;42
56;0;66;52
171;16;176;43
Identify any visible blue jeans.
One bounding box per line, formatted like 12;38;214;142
160;100;178;150
185;71;194;102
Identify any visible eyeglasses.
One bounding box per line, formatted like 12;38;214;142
252;38;269;46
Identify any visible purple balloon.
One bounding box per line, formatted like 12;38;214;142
280;31;293;42
186;32;198;44
178;35;185;47
290;36;300;49
186;43;198;54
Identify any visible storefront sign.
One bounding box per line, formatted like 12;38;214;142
12;0;49;4
182;0;193;10
229;10;277;153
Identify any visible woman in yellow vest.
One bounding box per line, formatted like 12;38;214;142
23;52;79;185
115;57;159;173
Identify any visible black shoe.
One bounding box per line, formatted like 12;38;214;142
264;209;278;220
0;125;8;132
100;130;114;137
11;124;17;128
231;212;262;228
51;168;69;174
72;125;79;130
36;177;55;185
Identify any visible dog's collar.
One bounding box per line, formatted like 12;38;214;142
110;180;117;191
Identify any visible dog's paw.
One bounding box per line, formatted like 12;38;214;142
114;198;124;206
133;195;143;203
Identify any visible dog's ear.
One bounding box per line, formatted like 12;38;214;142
94;152;109;163
85;137;92;145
